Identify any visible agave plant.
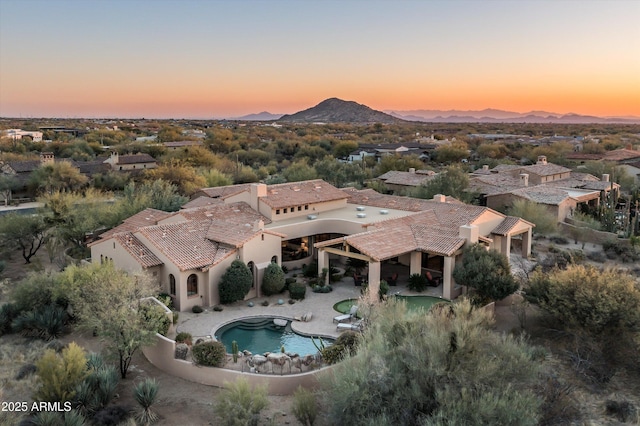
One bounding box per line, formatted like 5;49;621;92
134;378;159;425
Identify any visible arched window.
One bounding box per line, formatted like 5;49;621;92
187;274;198;297
169;274;176;295
271;255;278;264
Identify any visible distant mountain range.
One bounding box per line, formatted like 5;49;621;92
232;100;640;124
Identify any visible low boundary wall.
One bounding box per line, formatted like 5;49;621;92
142;333;333;395
559;220;619;245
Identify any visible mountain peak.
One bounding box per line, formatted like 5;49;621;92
279;98;403;124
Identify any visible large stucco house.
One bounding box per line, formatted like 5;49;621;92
90;179;533;311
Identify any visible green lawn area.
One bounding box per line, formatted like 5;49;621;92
333;295;448;314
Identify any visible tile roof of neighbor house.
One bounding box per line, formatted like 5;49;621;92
603;149;640;162
509;186;572;205
376;170;438;187
162;140;204;148
468;174;526;195
522;163;572;176
98;208;173;240
491;216;527;236
76;159;111;175
260;180;348;209
112;232;163;268
565;153;604;161
4;158;75;173
115;154;157;165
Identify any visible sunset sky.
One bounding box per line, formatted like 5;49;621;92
1;0;639;119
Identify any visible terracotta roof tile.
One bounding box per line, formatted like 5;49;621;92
261;180;348;209
377;170;438;187
194;183;253;199
522;163;571;176
181;196;224;209
138;220;234;271
113;233;163;268
116;154;156;165
491;217;524;236
98;208;173;240
603;149;640;162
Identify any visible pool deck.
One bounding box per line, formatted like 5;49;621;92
175;273;445;342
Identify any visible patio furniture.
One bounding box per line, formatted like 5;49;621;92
426;271;441;287
337;320;364;332
353;273;365;286
333;305;358;323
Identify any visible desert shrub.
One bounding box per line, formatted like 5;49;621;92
30;411;88;426
320;344;349;365
192;341;227;367
172;311;179;324
549;235;568;245
453;243;518;305
527;265;640;334
312;284;332;293
219;260;253;304
508;199;557;235
361;280;388;300
46;339;66;353
292;386;318;426
320;298;543;425
15;363;37;380
539;250;577;271
302;262;318;278
0;302;21;335
535;374;581;426
12;273;58;312
134;378;159;425
74;358;119;416
175;332;192;346
605;400;637;423
213;305;224;312
92;405;132;426
285;277;296;285
215;378;268;426
35;342;88;402
192;305;203;314
157;292;173;309
289;282;306;300
261;300;269;306
408;273;427;292
603;240;640;262
12;304;67;341
335;330;360;356
140;304;170;336
261;263;285;296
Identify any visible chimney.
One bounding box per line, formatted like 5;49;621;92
433;194;446;203
519;173;529;187
253;219;264;231
250;183;267;211
459;224;479;245
536;155;547;165
40;152;54;165
408;168;416;173
602;174;610;182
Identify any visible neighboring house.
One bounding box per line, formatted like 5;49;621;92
162;140;204;150
3;129;43;142
376;168;438;193
103;152;157;171
469;156;619;222
566;147;640;164
619;161;640;185
90;179;534;311
346;142;436;163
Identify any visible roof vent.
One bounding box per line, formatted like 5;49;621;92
307;214;317;220
357;213;367;218
379;210;389;215
356;206;366;211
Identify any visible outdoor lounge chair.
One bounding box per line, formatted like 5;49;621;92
337;320;364;332
333;305;358;323
386;272;398;286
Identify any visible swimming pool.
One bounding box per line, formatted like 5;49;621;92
333;295;447;315
215;317;331;356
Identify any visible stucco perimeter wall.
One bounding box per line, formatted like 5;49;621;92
142;334;332;395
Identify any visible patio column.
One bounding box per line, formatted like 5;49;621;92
501;234;511;258
317;249;329;285
409;251;422;276
443;256;455;299
367;261;381;304
522;228;532;258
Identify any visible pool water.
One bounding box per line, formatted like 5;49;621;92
215;318;330;356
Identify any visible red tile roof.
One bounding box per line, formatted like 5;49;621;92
113;233;163;268
98;208;173;240
260;180;348;209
